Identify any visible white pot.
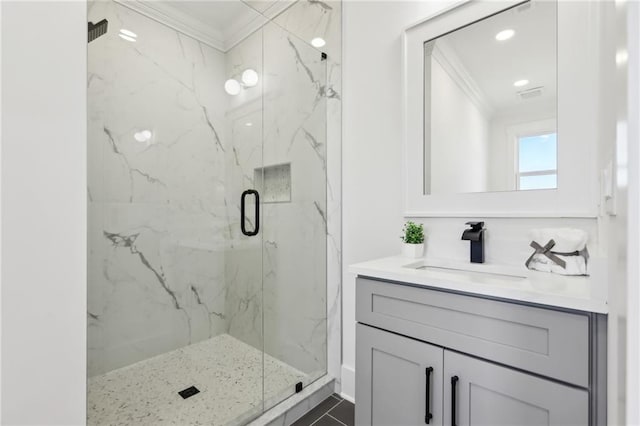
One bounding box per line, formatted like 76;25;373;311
402;243;424;258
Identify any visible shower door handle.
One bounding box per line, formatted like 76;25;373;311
241;189;260;236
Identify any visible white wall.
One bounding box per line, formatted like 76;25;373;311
626;2;640;424
430;55;489;194
0;1;4;420
342;0;459;399
1;2;87;424
598;0;640;424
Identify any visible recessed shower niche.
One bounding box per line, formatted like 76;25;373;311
255;163;292;203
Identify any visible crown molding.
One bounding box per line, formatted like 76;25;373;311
115;0;224;51
430;38;494;118
244;0;296;20
114;0;296;53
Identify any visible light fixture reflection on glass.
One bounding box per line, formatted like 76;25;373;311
134;129;152;142
224;79;241;96
119;29;137;42
513;79;529;87
119;34;136;42
245;122;253;127
242;69;259;87
120;29;137;38
616;49;628;66
311;37;326;48
495;29;515;41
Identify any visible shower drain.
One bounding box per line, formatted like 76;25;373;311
178;386;200;399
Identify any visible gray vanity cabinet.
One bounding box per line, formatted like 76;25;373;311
357;323;588;426
443;350;588;426
356;324;443;426
355;277;606;426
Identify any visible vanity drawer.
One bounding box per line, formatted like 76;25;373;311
356;277;590;387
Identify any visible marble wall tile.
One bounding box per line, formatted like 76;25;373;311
269;0;343;391
221;15;332;382
271;0;342;62
222;29;265;356
270;0;344;391
261;22;328;378
88;1;233;376
224;21;330;381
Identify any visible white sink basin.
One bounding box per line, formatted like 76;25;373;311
403;261;527;284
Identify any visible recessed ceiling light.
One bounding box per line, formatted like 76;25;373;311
224;79;241;96
513;79;529;87
245;122;253;127
241;69;259;87
311;37;326;48
495;29;515;41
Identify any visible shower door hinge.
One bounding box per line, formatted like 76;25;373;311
295;382;303;393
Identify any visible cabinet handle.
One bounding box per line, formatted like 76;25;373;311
425;367;433;424
451;376;459;426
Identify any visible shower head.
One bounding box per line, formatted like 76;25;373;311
88;19;108;43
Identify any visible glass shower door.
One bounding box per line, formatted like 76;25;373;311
87;2;268;425
261;21;328;409
87;0;329;423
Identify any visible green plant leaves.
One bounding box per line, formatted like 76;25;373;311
401;221;424;244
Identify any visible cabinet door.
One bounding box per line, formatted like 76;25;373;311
443;350;589;426
356;323;443;426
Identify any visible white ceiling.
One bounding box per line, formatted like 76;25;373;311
435;1;557;114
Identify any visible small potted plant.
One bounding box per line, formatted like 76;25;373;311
401;221;425;258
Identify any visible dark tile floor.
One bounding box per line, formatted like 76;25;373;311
292;393;355;426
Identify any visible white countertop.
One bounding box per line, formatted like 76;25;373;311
349;256;608;314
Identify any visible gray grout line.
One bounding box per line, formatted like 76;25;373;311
326;413;349;426
308;414;324;426
327;398;342;411
301;396;352;426
303;397;341;426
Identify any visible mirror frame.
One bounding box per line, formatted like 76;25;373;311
402;0;599;218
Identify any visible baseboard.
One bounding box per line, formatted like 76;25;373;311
340;392;355;404
340;364;355;402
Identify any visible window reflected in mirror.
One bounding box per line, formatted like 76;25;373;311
517;132;557;190
423;0;557;194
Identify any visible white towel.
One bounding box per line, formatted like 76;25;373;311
529;228;588;253
528;253;587;276
527;227;589;276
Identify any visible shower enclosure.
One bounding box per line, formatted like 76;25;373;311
87;1;328;424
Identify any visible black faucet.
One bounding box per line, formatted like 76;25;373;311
461;221;485;263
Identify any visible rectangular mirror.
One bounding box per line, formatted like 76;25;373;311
423;1;557;195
